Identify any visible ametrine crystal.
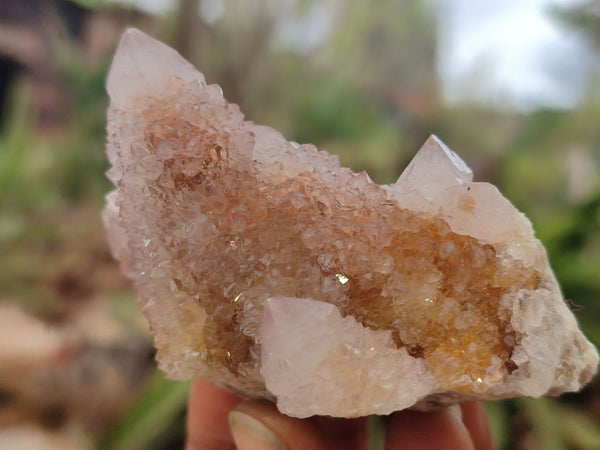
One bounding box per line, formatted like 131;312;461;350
103;29;598;417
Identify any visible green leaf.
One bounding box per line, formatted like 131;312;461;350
67;0;110;9
484;401;510;449
369;415;387;450
517;398;566;450
101;371;190;450
560;406;600;449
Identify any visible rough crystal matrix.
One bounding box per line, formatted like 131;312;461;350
103;29;598;418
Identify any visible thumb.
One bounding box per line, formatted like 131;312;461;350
229;400;331;450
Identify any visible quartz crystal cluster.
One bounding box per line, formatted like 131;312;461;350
104;29;598;418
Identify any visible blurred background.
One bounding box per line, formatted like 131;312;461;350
0;0;599;448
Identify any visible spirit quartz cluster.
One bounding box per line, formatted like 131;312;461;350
103;29;598;418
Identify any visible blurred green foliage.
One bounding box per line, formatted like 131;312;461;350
101;373;190;450
0;51;109;213
1;0;599;448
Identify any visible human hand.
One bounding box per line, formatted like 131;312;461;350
186;379;495;450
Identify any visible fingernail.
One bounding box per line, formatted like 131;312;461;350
446;404;463;423
229;410;287;450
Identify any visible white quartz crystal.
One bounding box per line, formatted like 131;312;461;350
261;297;437;417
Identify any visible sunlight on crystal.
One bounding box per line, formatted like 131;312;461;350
335;274;349;285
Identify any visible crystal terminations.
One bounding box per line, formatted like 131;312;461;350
103;29;598;418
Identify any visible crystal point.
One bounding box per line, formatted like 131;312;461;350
261;297;436;417
107;28;204;107
396;134;473;194
103;29;598;417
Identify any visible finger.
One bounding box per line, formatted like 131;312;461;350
314;416;369;450
186;379;242;450
230;400;331;450
460;402;495;450
386;407;475;450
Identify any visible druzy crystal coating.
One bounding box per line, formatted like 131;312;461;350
104;29;598;417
